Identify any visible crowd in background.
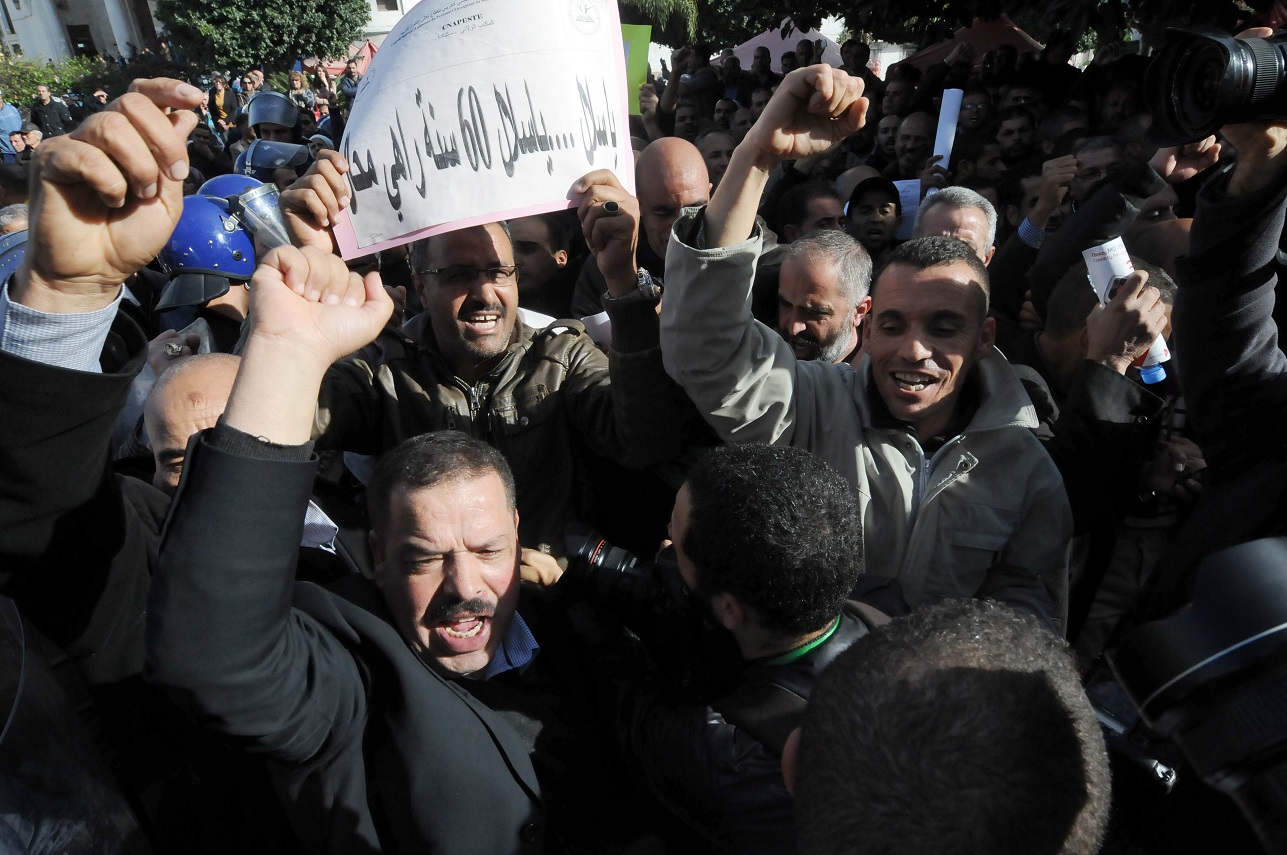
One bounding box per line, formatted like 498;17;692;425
0;18;1284;855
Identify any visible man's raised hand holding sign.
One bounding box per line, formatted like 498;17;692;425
705;66;868;248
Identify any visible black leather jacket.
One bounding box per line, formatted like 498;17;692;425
607;604;873;854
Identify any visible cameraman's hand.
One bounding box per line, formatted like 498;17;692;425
520;549;564;586
279;149;350;252
11;78;202;314
1150;136;1221;185
1085;271;1167;374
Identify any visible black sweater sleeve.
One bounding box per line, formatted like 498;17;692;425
146;425;368;765
0;310;165;684
1174;164;1287;478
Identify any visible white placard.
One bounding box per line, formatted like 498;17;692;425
894;179;921;241
1081;237;1134;303
334;0;634;259
934;88;963;168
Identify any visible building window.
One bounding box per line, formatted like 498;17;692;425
374;0;398;11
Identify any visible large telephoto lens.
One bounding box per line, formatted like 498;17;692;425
1147;29;1287;146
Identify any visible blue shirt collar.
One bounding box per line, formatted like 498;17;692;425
482;611;540;680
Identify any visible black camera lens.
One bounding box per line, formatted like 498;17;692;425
563;523;663;606
566;525;640;576
1176;43;1229;128
1147;28;1287;146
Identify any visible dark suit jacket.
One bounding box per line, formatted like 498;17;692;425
0;311;310;853
0;312;158;685
146;426;548;853
30;99;74;137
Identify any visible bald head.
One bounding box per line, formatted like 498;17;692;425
635;138;711;259
895;112;935;177
145;353;240;495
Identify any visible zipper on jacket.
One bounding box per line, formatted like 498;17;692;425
908;433;965;528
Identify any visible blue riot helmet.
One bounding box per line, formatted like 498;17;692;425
235;139;311;182
197;173;291;252
247;91;300;142
0;229;27;284
154;195;256;310
198;173;263;201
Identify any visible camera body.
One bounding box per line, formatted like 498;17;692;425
562;525;742;697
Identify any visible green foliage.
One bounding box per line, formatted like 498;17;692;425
0;54;195;117
659;0;1256;51
266;70;295;93
155;0;370;71
619;0;699;46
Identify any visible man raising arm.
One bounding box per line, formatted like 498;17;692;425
660;67;1072;631
146;246;564;852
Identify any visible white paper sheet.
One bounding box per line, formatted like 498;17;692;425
894;179;921;241
1081;237;1135;303
933;88;963;168
333;0;634;258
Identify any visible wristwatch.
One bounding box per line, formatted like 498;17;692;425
603;267;661;304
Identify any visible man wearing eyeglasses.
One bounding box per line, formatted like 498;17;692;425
1069;136;1127;206
282;152;687;556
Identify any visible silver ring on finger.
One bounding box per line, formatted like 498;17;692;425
603;200;620;216
165;342;185;358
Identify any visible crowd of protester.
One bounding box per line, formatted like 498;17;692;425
0;18;1284;855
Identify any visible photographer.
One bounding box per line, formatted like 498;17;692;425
567;444;888;853
1136;26;1287;617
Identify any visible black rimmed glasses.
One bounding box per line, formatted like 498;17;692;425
418;264;522;287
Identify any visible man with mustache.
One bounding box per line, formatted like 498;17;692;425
776;229;868;364
0;79;647;851
148;250;638;848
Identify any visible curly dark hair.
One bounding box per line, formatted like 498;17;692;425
682;444;863;638
797;599;1111;855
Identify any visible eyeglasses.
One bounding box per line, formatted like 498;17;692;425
418;264;521;286
1074;164;1125;182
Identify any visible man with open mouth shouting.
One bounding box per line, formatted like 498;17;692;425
149;243;643;854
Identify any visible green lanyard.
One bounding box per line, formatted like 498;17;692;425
765;616;841;667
